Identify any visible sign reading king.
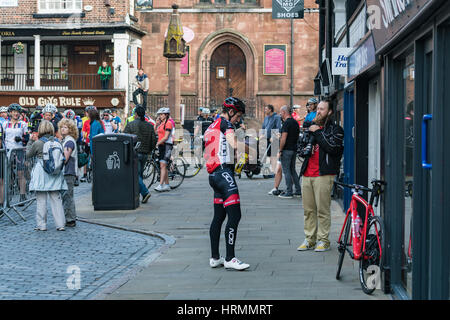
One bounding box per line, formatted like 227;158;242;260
272;0;304;19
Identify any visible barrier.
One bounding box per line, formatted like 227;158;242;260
0;148;36;225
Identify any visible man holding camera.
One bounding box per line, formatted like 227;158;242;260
297;100;344;252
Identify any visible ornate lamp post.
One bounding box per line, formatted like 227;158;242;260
163;4;186;125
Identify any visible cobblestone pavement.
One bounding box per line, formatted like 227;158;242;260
0;183;164;300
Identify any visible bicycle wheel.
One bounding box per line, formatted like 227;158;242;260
168;157;186;189
142;158;155;179
336;216;352;280
183;154;203;178
146;161;158;189
359;215;384;295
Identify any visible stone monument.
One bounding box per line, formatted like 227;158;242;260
163;4;186;125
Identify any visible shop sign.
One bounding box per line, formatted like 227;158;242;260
0;31;15;37
61;30;107;36
18;96;84;108
366;0;428;51
136;0;152;11
332;48;352;76
348;35;376;80
272;0;304;19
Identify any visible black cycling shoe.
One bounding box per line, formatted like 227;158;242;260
65;221;76;227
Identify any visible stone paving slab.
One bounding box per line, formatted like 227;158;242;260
75;170;391;300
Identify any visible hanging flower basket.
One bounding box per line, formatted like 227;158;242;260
12;42;24;54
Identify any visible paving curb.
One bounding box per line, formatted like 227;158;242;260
76;218;176;300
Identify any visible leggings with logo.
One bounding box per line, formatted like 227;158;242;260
209;166;242;262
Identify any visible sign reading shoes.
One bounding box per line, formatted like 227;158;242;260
272;0;304;19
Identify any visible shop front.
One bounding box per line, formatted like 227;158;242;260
0;25;144;112
368;0;450;299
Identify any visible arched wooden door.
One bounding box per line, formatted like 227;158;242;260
210;43;246;106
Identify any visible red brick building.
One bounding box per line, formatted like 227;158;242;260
0;0;319;120
137;0;319;120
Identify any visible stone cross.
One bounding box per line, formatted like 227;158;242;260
163;4;186;124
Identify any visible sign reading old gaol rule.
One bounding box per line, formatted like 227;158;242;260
272;0;304;19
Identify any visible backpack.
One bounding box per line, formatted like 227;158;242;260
41;137;65;175
78;152;88;168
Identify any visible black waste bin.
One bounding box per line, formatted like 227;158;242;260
92;133;140;210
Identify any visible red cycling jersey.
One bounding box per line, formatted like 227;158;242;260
204;116;234;174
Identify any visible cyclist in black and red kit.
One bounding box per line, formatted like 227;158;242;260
204;97;250;271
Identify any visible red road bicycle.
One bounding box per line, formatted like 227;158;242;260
335;180;386;294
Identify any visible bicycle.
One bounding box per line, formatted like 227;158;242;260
335;179;386;295
144;150;186;190
176;135;203;178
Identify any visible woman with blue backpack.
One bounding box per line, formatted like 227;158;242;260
26;120;67;231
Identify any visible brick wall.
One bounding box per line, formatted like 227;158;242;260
0;0;130;24
135;0;319;109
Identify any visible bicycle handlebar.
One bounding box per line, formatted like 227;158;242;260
334;181;371;192
334;179;386;207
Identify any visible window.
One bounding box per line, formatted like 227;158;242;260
198;0;257;4
38;0;82;13
1;44;14;76
0;0;18;6
29;44;69;80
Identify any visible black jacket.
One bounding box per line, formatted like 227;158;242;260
123;118;156;154
300;121;344;176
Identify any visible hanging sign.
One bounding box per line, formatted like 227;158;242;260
332;48;352;76
272;0;304;19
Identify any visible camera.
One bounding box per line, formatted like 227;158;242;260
29;110;43;133
297;121;316;158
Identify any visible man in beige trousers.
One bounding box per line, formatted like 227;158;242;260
297;100;344;252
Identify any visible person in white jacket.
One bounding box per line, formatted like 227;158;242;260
26;120;67;231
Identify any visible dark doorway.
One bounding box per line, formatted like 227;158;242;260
210;43;246;105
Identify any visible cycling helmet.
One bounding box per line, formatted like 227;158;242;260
8;103;22;112
85;105;96;112
307;97;319;105
0;106;8;113
30;109;42;120
156;107;170;115
103;109;112;114
202;108;211;114
223;97;245;114
293;105;301;110
64;109;76;120
43;103;57;114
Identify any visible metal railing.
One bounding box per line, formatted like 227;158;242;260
0;73;113;91
0;148;36;224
